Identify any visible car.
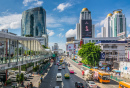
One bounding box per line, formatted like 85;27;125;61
69;70;74;74
86;81;97;88
56;73;62;81
75;82;84;88
64;73;70;79
78;63;83;65
58;66;62;70
57;63;59;65
53;86;60;88
8;75;16;81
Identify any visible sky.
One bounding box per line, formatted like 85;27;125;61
0;0;130;51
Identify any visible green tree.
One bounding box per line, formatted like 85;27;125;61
78;42;101;67
16;74;19;83
19;73;24;83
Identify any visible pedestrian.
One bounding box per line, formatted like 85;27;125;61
30;82;33;88
82;70;85;78
40;76;42;82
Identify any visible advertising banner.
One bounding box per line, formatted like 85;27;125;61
81;20;92;38
100;52;105;59
67;44;74;51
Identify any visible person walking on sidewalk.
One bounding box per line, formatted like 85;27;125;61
30;82;33;88
40;76;42;82
82;70;85;78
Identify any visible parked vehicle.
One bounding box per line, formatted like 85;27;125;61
56;73;62;81
15;71;30;80
8;75;16;81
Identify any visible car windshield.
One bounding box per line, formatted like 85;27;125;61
89;82;95;84
78;83;83;86
57;76;61;78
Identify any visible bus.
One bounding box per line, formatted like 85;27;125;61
97;71;110;83
119;81;130;88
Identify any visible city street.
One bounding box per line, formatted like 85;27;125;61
40;58;87;88
66;57;119;88
40;57;119;88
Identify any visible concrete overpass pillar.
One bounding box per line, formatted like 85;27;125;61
8;39;11;67
18;65;21;75
30;40;31;60
16;40;18;65
34;62;36;67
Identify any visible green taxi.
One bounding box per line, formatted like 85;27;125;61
64;73;70;79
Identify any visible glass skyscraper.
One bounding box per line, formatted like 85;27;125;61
21;7;46;37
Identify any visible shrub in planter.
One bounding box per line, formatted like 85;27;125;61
19;73;24;84
16;74;19;83
6;80;12;85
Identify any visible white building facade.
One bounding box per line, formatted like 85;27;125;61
95;41;127;69
101;10;126;39
76;8;95;40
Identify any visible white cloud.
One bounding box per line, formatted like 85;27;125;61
47;29;55;36
46;15;78;28
0;13;22;30
65;29;76;38
55;3;72;12
33;1;43;6
96;30;99;33
95;19;105;27
57;33;62;37
128;24;130;27
23;0;36;6
60;29;64;31
97;32;102;37
23;0;43;7
60;17;78;24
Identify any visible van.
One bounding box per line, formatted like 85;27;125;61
56;73;62;81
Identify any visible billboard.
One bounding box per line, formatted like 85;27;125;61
66;37;75;42
67;44;74;51
81;20;92;38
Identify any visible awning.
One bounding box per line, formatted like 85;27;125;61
101;67;105;69
113;70;121;73
93;67;98;69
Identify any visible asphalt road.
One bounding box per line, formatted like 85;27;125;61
66;57;119;88
40;57;88;88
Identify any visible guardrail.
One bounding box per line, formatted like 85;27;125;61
110;75;126;82
71;59;91;69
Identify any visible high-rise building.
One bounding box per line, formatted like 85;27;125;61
21;7;46;37
76;8;95;40
101;9;126;39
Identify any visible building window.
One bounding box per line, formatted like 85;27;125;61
30;14;34;36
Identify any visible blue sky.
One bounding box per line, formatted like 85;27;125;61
0;0;130;51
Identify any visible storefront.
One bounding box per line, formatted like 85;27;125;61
119;62;130;79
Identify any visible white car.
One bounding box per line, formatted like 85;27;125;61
15;71;29;80
86;81;97;88
58;66;62;70
8;75;17;81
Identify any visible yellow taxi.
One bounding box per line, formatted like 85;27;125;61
64;73;70;79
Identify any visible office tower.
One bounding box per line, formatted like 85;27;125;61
21;7;46;37
101;9;126;39
76;8;95;40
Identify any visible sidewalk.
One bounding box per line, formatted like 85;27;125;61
3;62;53;88
70;58;130;83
